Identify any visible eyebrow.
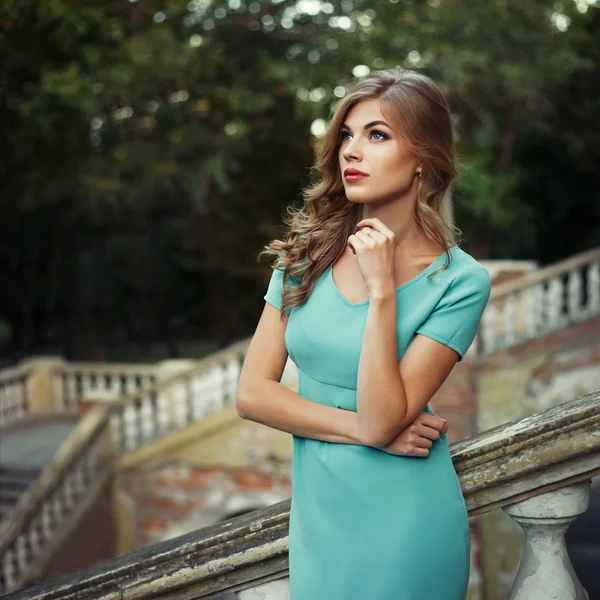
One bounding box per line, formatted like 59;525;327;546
340;120;391;131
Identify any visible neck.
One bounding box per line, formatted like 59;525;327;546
359;194;423;251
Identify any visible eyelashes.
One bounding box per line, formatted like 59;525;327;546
340;129;389;142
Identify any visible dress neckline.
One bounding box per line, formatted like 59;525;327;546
328;246;457;308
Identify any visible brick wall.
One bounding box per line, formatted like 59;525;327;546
120;463;291;548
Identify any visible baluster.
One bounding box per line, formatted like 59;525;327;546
109;411;123;455
172;379;189;429
82;372;94;401
2;548;18;593
14;535;27;577
52;491;62;533
544;277;565;332
122;402;138;451
4;384;14;423
65;373;76;413
215;365;227;411
523;285;538;340
236;579;291;600
104;373;115;401
156;389;172;435
587;262;599;315
63;471;75;511
567;269;583;322
28;518;42;557
185;376;194;426
190;372;209;421
126;374;138;396
41;501;52;540
480;303;498;354
225;357;242;407
502;480;591;600
139;393;155;443
504;294;517;347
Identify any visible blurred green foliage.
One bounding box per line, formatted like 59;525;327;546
1;0;598;360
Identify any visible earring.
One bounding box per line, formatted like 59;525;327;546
417;170;422;177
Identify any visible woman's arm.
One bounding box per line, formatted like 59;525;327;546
356;293;408;447
350;218;491;448
237;302;366;446
356;294;459;447
238;379;365;445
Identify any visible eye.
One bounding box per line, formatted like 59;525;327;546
371;129;388;140
339;129;388;142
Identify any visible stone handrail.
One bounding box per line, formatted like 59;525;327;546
106;339;249;453
52;362;158;412
0;340;252;594
478;246;600;355
3;389;597;600
0;365;30;430
0;405;115;593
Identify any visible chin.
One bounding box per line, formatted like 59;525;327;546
344;191;381;205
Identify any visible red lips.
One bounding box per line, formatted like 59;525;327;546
344;168;368;177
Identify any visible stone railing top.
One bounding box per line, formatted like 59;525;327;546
0;364;30;383
4;389;598;600
0;404;112;555
58;361;158;375
489;245;600;300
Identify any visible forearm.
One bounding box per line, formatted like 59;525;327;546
357;293;408;446
237;380;366;445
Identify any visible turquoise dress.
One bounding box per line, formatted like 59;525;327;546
263;246;491;600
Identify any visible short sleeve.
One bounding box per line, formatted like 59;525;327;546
416;265;491;361
263;263;290;315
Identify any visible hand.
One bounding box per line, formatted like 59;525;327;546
379;412;448;457
347;217;396;297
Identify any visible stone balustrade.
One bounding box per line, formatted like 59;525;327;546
478;246;600;355
52;362;158;412
0;340;252;594
107;341;247;453
0;365;30;430
2;389;597;600
0;405;115;593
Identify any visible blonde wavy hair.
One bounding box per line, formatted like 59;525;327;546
259;66;461;317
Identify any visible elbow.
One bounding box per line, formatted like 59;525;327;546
235;385;253;420
359;419;407;448
358;426;397;449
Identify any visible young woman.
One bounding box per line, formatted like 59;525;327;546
236;67;491;600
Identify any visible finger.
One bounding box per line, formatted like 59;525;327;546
413;448;429;457
414;437;433;449
414;423;442;440
347;234;366;254
355;230;376;247
368;230;387;242
356;218;395;241
421;413;447;430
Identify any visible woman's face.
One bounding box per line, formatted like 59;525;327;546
338;97;420;206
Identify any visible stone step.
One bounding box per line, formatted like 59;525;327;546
0;470;39;491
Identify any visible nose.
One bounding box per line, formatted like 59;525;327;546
342;135;363;163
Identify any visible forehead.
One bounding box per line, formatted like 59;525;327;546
343;98;387;126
